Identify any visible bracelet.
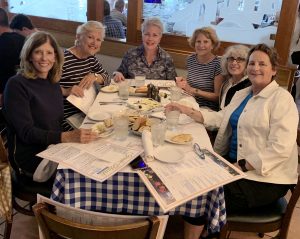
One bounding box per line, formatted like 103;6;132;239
94;73;99;81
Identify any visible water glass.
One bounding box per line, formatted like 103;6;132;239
166;110;180;130
113;112;129;140
118;81;130;100
151;122;166;147
170;86;182;102
134;75;146;87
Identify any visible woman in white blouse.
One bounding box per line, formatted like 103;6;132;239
166;44;298;239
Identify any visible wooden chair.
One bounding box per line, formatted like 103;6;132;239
0;110;52;216
219;175;300;239
33;202;161;239
0;125;12;239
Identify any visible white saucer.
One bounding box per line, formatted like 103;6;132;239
154;145;184;163
87;111;111;121
165;132;193;145
100;85;118;93
98;128;114;138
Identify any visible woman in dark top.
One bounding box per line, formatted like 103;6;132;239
3;31;97;185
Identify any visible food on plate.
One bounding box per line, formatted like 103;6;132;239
129;87;136;94
92;122;114;137
171;134;193;143
92;123;106;134
128;98;161;111
138;125;151;133
101;85;118;92
145;117;161;126
130;117;162;134
132;116;147;130
104;118;113;128
135;86;148;93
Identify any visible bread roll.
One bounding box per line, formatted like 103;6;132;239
135;86;148;93
138;125;151;133
132;117;147;130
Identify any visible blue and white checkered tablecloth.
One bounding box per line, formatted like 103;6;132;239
51;168;226;233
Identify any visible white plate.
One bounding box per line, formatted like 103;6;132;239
101;85;118;93
87;111;111;121
154;145;184;163
98;128;114;138
92;122;114;138
127;98;162;112
165;132;193;145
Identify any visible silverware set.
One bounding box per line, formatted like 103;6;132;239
99;101;125;105
193;143;205;160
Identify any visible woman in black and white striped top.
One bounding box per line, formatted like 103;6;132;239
60;21;110;131
176;27;223;111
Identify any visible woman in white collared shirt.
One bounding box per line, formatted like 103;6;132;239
166;44;298;239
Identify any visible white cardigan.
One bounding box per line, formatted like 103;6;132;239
201;80;299;184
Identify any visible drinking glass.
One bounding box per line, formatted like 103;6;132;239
118;80;130;100
170;86;182;102
166;110;180;130
134;75;146;87
113;111;129;140
151;122;166;147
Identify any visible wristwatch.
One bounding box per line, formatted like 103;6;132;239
238;159;248;172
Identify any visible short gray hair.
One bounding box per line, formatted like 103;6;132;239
76;21;105;42
142;17;164;35
221;44;250;78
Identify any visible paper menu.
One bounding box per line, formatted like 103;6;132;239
37;135;143;182
66;84;97;114
137;148;246;213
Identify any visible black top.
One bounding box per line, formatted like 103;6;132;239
0;32;25;93
224;78;251;107
3;74;63;174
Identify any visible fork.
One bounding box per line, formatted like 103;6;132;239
193;143;205;160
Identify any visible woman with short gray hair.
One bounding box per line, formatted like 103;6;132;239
219;44;251;109
60;21;109;131
113;17;177;82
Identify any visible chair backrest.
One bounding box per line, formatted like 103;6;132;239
33;202;160;239
0;128;7;164
0;109;8;164
0;109;21;176
280;175;300;239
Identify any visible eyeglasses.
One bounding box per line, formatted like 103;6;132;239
227;57;246;63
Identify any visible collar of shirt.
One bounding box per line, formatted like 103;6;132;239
137;45;162;62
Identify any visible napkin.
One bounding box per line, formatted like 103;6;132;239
177;98;200;110
142;130;155;162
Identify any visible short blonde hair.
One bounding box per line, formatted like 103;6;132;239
19;31;64;83
188;27;220;51
142;17;164;35
75;21;105;45
221;44;250;78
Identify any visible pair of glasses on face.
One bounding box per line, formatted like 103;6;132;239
227;57;246;63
